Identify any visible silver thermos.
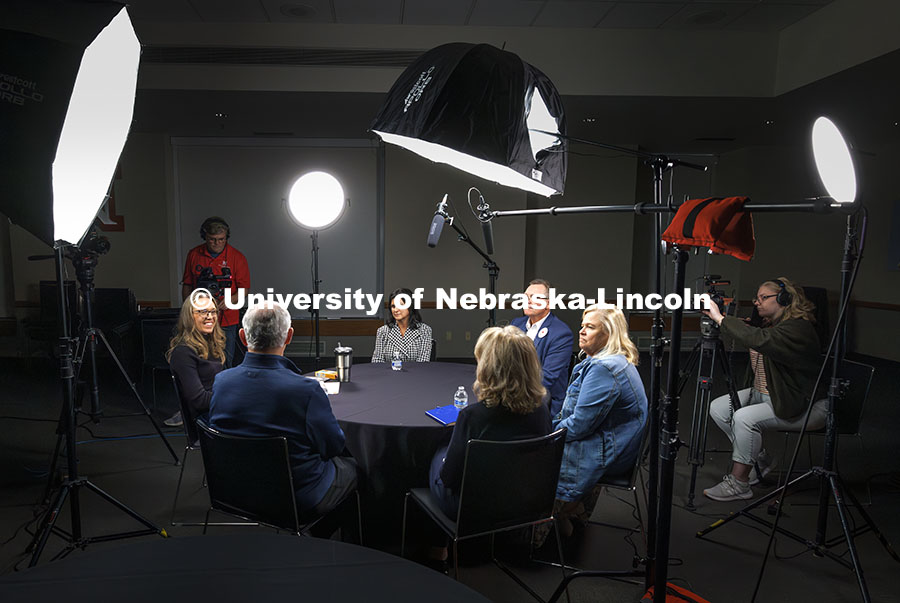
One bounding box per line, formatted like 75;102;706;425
334;343;353;383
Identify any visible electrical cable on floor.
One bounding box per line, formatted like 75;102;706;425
0;415;60;423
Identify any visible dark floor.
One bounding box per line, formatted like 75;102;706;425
2;351;899;602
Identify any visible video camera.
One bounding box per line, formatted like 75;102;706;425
66;230;111;283
197;266;233;300
702;274;733;315
699;275;734;338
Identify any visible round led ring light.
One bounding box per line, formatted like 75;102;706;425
811;117;857;204
287;171;345;229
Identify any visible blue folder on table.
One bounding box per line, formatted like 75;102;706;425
425;404;460;426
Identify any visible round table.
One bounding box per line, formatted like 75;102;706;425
328;362;476;545
0;533;491;603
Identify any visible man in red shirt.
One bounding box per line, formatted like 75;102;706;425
181;216;250;367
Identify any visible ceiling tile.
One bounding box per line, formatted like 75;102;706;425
334;0;403;25
534;1;615;27
190;0;269;22
597;2;684;28
124;0;203;22
759;0;831;5
727;4;821;32
662;2;754;30
261;0;335;23
468;0;547;27
402;0;472;25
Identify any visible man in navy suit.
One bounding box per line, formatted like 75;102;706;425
209;304;358;528
511;279;574;416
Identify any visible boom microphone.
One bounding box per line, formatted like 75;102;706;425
427;194;449;248
476;195;494;255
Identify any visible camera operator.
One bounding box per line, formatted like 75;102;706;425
181;217;250;367
701;277;826;502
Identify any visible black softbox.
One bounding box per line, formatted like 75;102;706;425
0;0;139;247
371;43;567;196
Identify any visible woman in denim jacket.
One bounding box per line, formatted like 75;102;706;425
553;305;648;532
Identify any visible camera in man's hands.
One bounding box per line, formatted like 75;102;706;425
196;267;233;299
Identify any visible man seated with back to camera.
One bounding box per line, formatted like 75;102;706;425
208;304;360;536
511;278;575;416
182;216;250;368
702;277;825;502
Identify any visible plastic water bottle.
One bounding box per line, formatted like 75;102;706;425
453;386;468;410
391;351;402;371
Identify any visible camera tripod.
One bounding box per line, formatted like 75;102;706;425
27;247;167;567
42;251;178;503
677;315;743;510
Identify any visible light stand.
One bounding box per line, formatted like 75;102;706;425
310;230;322;369
27;246;166;566
286;171;346;371
1;0;167;565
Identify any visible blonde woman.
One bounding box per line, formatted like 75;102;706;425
423;326;552;568
431;325;552;512
163;291;226;427
702;277;824;502
553;305;648;531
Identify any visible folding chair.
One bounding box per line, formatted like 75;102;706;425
401;428;567;602
778;358;875;505
197;421;362;539
140;318;177;409
169;374;252;527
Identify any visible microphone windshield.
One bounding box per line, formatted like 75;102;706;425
427;213;445;247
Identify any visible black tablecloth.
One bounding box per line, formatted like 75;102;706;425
0;533;490;603
328;362;476;544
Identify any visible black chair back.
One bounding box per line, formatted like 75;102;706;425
455;428;566;538
430;339;437;362
94;288;137;331
196;421;300;532
170;373;200;445
834;358;874;435
141;318;177;369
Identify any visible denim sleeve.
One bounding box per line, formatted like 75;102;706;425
555;362;620;442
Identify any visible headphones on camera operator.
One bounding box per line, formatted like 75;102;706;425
195;217;233;298
748;278;793;327
199;216;230;240
771;278;793;307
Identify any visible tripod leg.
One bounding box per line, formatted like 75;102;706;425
82;480;167;537
841;478;900;563
93;329;179;464
696;471;814;538
28;482;72;567
828;474;871;603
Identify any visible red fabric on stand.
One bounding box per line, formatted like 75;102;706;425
662;196;755;261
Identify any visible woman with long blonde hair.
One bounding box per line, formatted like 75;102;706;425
163;291;226;427
425;326;552;567
702;277;825;502
552;305;648;534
